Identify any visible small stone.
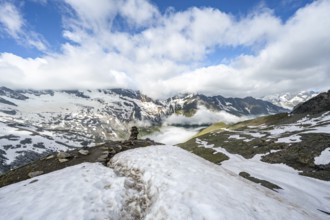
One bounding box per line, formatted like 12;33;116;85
28;171;44;178
114;145;122;151
100;146;109;150
78;149;89;155
29;179;39;184
46;155;55;160
102;150;110;156
97;154;108;162
58;158;69;163
57;151;72;159
108;148;116;154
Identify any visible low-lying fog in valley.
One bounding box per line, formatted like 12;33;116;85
143;108;251;145
143;126;205;145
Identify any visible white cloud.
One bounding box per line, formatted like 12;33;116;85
0;1;47;51
143;126;202;145
165;106;247;126
0;0;329;98
0;2;23;37
119;0;160;27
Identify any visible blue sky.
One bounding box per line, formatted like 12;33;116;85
0;0;329;98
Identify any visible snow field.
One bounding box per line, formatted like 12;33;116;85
0;145;323;220
111;146;321;219
196;140;330;219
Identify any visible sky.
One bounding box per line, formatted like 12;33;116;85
0;0;329;99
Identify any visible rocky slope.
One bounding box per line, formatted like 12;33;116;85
179;89;330;182
0;138;160;187
292;90;330;115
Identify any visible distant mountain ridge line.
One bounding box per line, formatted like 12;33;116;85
0;86;289;117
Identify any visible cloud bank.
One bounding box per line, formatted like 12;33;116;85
165;107;246;126
0;0;329;98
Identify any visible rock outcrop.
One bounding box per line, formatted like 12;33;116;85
292;90;330;115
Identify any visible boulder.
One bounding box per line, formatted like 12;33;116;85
57;152;72;159
28;171;44;178
78;149;89;155
97;154;109;162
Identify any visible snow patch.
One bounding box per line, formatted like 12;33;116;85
314;148;330;165
276;134;302;143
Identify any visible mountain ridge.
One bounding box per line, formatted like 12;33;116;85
262;90;318;109
0;86;315;172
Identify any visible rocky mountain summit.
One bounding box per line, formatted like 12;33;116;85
262;90;318;109
292;90;330;115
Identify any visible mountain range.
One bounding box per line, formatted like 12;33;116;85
0;86;314;172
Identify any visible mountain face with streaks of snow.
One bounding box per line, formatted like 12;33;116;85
262;90;319;110
0;87;166;172
0;146;325;220
166;93;288;117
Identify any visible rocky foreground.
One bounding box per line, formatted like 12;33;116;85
0;138;160;188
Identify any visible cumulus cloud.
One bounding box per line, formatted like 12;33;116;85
0;0;329;98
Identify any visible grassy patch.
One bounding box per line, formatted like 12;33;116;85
193;122;228;138
178;138;229;164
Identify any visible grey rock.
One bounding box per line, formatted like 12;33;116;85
58;158;69;163
129;126;139;140
57;152;72;159
78;149;89;155
29;179;38;184
97;154;109;162
102;151;109;155
28;171;44;178
114;144;122;151
108;148;116;154
45;155;55;160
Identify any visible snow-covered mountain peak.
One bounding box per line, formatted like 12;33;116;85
262;90;318;110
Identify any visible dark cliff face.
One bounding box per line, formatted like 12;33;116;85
292;90;330;115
